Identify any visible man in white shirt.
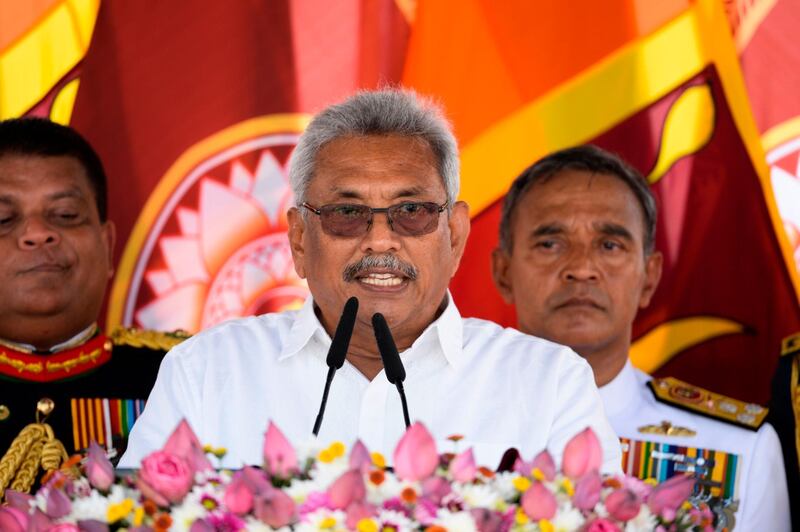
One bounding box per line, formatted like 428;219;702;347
121;89;620;472
491;145;790;530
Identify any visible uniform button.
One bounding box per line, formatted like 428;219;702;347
37;397;55;416
0;405;9;421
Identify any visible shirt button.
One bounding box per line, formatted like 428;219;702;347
0;405;9;421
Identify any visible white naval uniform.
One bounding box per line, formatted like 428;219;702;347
600;361;790;531
120;295;621;474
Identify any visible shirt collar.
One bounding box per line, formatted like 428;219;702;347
277;292;464;368
0;323;99;354
598;358;640;418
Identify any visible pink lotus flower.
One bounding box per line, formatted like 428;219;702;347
349;440;372;474
45;524;80;532
561;427;602;478
521;481;557;520
605;488;642;521
450;448;477;483
393;422;438;481
44;487;72;518
163;419;213;472
470;508;509;532
345;501;377;529
531;450;556;481
3;490;33;511
137;451;194;505
328;469;367;509
584;518;622;532
224;472;255;515
254;486;296;528
573;470;602;510
85;441;115;491
421;476;452;505
0;507;28;532
262;421;298;478
648;474;695;521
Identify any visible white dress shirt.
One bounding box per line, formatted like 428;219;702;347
600;360;789;531
120;296;621;474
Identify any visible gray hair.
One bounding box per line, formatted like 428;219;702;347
498;145;658;255
288;88;460;206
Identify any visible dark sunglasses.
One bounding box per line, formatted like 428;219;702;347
301;200;449;237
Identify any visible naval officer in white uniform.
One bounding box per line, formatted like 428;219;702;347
120;89;622;474
491;145;789;530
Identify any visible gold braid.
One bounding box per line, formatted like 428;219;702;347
0;424;45;498
0;423;69;498
10;437;44;493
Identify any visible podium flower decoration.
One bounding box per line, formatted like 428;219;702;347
1;421;714;531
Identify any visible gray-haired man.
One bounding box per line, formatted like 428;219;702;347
121;89;620;472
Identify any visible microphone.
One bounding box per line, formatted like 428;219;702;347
312;296;359;436
372;313;410;429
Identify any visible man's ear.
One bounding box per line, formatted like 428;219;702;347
287;207;307;279
447;200;470;276
639;250;663;308
491;247;515;304
103;221;116;279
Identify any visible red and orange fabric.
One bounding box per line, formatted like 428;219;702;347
404;0;800;404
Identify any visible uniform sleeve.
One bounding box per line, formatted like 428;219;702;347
117;344;202;468
735;422;790;531
548;350;622;475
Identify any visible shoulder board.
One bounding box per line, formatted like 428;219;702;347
109;327;191;351
781;332;800;357
648;376;768;431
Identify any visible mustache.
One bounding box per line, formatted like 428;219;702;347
342;254;418;282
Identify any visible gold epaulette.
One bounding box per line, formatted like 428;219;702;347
781;332;800;357
648;377;768;431
109;327;190;352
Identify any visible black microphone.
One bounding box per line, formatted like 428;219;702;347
372;313;410;429
312;297;359;436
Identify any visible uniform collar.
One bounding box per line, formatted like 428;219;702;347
278;292;464;369
598;359;641;418
0;323;99;354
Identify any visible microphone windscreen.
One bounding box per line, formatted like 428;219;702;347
327;297;359;369
372;313;406;384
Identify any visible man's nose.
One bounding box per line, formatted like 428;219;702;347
359;211;401;254
561;245;599;282
18;218;60;250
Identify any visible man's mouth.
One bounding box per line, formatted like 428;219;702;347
20;262;70;274
359;272;405;287
555;297;604;310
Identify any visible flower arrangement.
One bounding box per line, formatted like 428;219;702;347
0;421;714;531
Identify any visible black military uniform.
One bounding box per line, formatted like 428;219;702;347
0;326;187;479
768;333;800;531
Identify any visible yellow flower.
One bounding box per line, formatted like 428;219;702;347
531;467;546;481
538;518;554;532
320;516;337;528
512;476;531;492
318;449;335;463
644;478;658;487
356;518;379;532
213;447;228;459
515;508;529;525
107;499;134;523
682;501;692;511
561;478;574;497
133;506;145;526
371;452;386;468
329;441;346;458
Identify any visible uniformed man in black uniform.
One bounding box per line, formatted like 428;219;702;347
0;118;186;496
768;333;800;530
